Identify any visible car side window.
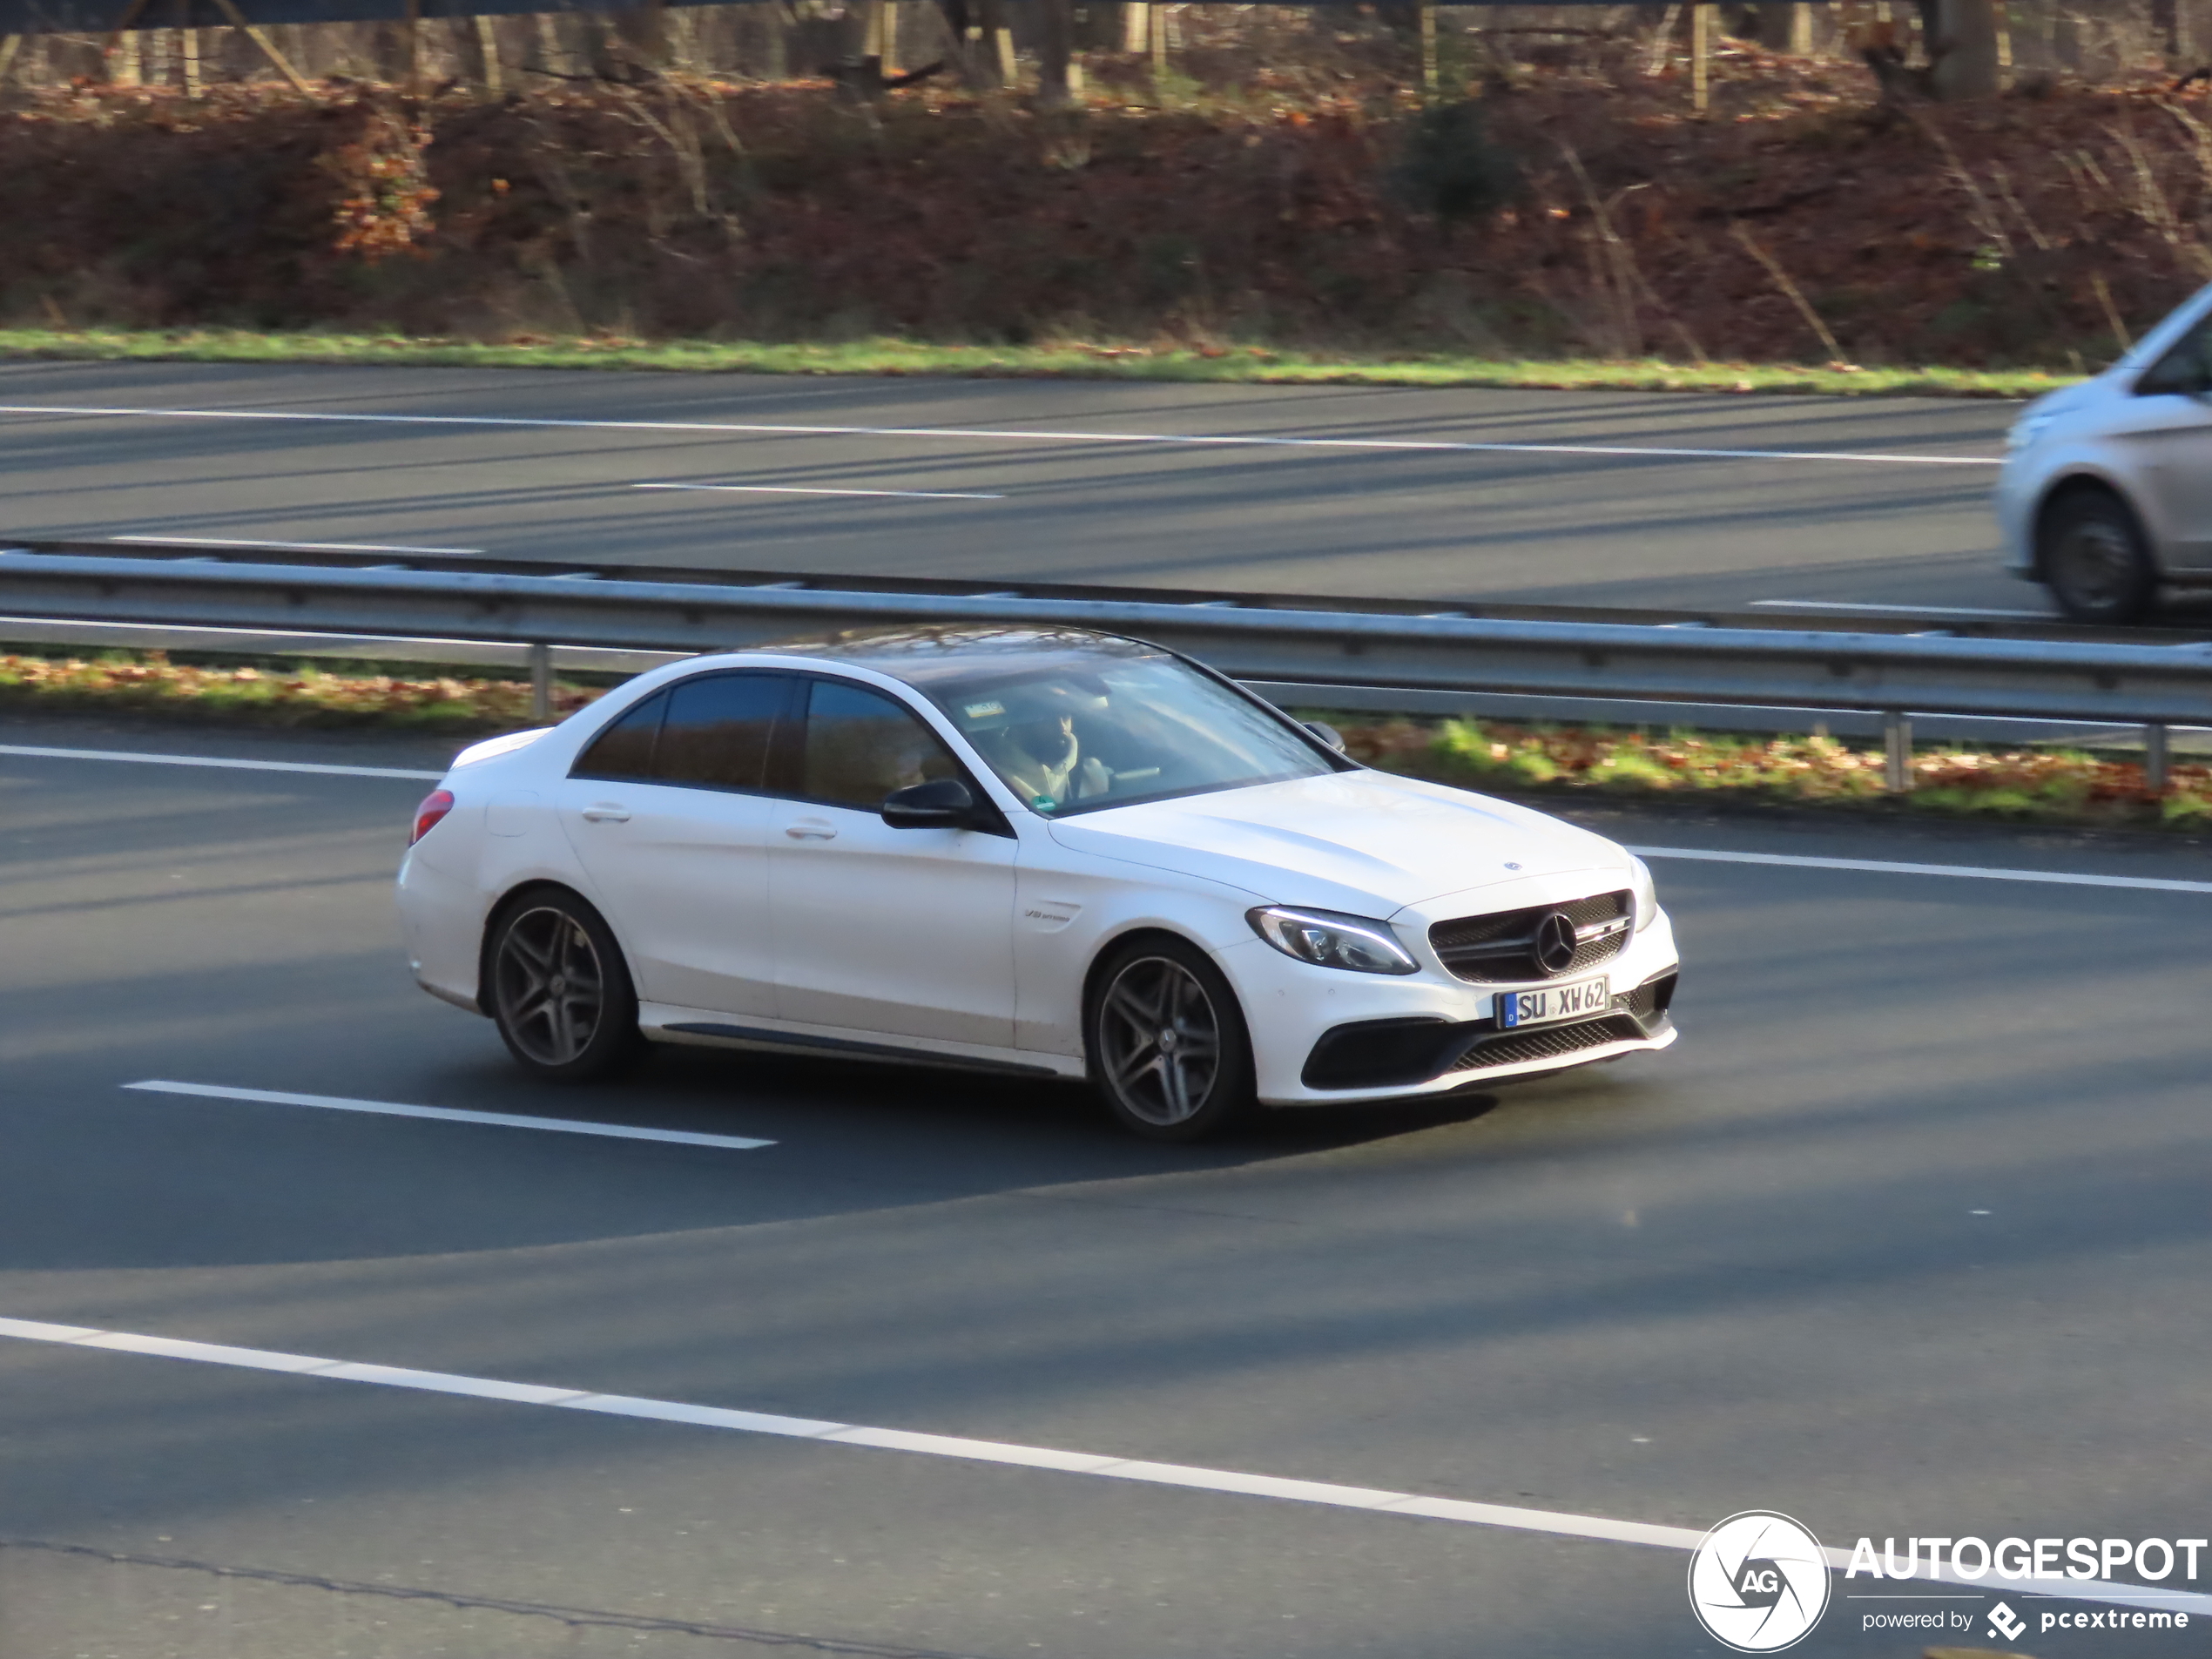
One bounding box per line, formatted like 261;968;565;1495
655;672;792;792
2136;317;2212;397
570;689;668;781
800;678;962;809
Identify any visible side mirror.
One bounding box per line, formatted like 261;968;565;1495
1304;720;1347;753
880;777;976;829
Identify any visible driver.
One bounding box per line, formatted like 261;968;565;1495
983;683;1113;806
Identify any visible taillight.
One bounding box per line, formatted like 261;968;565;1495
410;789;456;845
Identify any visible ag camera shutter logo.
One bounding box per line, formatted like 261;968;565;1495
1688;1511;1831;1652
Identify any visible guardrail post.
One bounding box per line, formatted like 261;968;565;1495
2145;722;2170;794
529;642;553;723
1884;711;1912;792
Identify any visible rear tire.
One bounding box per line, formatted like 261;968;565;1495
1085;937;1255;1142
486;890;644;1082
2041;490;2159;624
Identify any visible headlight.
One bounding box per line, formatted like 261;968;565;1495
2006;409;2059;452
1629;857;1659;933
1247;906;1420;975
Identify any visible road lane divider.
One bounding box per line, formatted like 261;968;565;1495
0;743;443;780
114;535;486;556
121;1081;775;1150
0;1314;2205;1617
1750;599;2056;620
634;483;1006;501
1630;846;2212;894
0;402;2004;467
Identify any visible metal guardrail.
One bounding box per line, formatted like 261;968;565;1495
3;543;2208;788
22;536;2164;645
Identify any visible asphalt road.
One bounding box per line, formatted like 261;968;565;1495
4;711;2209;1659
0;359;2031;616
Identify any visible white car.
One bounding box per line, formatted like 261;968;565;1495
1999;280;2212;623
395;626;1680;1140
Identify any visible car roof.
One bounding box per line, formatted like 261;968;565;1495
737;624;1166;689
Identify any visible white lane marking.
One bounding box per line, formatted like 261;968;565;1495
0;744;444;780
1751;598;2057;619
0;1317;2202;1615
635;482;1005;502
0;402;2004;468
112;535;484;556
0;1318;1832;1552
122;1081;775;1150
1633;845;2212;894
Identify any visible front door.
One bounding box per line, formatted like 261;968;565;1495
556;671;795;1016
767;677;1018;1047
2116;312;2212;568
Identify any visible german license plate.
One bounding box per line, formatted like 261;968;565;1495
1497;974;1611;1029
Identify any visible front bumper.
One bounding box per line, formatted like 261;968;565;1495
1300;968;1676;1092
1995;452;2041;579
1222;910;1680;1105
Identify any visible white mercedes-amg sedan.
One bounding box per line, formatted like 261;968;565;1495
395;626;1679;1140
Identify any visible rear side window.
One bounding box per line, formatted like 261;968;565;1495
656;673;790;792
571;690;668;781
800;679;962;808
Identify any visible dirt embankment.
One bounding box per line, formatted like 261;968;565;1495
5;51;2210;366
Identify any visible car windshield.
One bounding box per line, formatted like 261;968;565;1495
919;652;1339;816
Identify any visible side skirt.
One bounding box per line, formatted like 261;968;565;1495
646;1015;1077;1081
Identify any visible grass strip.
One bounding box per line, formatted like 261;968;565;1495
0;329;2073;401
1333;715;2211;831
0;649;597;732
6;649;2204;831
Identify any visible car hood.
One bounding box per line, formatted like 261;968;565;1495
1044;770;1629;914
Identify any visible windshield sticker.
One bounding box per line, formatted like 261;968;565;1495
962;699;1007;718
1031;796;1057;811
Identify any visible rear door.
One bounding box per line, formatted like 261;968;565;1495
766;677;1019;1047
556;671;797;1016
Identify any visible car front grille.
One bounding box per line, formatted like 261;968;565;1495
1428;889;1633;984
1450;1013;1648;1071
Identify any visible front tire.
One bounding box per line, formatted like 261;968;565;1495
2041;490;2159;624
487;891;643;1082
1086;937;1255;1142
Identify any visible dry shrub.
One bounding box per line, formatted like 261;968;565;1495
6;51;2212;363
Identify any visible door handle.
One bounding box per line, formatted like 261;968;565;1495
785;822;838;841
580;805;631;823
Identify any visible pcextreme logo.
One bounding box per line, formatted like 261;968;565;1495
1688;1511;1832;1652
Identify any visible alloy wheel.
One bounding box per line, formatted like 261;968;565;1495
494;906;608;1067
1096;955;1224;1127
